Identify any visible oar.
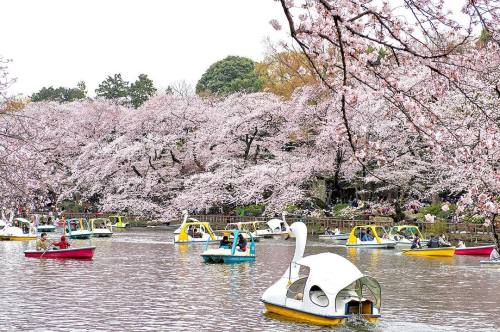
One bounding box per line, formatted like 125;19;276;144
40;240;53;258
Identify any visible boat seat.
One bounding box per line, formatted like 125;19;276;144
309;285;329;307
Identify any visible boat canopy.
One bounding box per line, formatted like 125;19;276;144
178;221;217;241
268;219;287;230
390;225;423;236
296;253;364;297
14;217;31;224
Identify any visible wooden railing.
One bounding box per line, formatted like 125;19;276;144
29;212;497;241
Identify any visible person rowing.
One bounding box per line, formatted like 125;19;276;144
411;234;422;249
36;233;51;251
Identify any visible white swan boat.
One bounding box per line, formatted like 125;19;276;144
261;222;382;326
267;212;293;237
90;218;113;237
0;217;37;241
173;210;219;244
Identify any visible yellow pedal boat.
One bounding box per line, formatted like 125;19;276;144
402;247;455;257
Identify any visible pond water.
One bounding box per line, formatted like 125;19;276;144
1;228;499;331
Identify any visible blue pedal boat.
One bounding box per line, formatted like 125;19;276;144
201;229;256;263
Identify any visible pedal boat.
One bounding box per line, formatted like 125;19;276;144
0;218;37;241
90;218;113;237
261;222;381;326
174;211;219;244
65;218;92;239
454;245;495;255
318;232;349;241
24;246;96;259
36;223;57;233
388;225;428;247
224;222;264;241
480;259;500;266
345;225;396;248
267;212;294;237
402;247;455;257
201;230;255;263
109;215;129;229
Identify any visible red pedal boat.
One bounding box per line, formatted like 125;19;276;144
24;246;96;259
454;245;495;256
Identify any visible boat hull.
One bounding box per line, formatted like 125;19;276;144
454;245;495;255
480;260;500;265
174;239;220;244
0;235;37;241
92;232;113;238
263;303;379;326
36;226;56;233
319;234;349;241
24;246;95;259
67;233;92;239
202;254;255;263
346;243;396;249
402;247;455;257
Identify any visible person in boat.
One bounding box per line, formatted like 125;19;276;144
490;248;500;261
236;234;247;252
193;228;202;238
324;227;334;235
359;228;366;241
52;235;70;250
280;222;286;231
36;233;51;251
438;234;451;247
334;227;340;235
219;235;231;248
187;225;194;238
457;239;466;248
411;234;422;249
427;235;440;248
363;229;374;241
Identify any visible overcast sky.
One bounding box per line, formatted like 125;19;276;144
1;1;469;97
1;0;286;96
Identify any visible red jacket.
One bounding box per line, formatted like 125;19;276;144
52;236;70;249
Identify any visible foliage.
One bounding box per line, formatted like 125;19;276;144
425;221;449;237
95;74;130;104
256;48;318;99
196;56;263;95
284;204;299;213
130;74;157;108
236;204;265;217
31;81;86;103
2;97;29;112
332;203;348;212
96;73;156;108
418;203;456;220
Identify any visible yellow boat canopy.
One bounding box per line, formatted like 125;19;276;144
347;225;388;245
178;221;217;242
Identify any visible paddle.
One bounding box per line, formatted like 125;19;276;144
39;240;54;258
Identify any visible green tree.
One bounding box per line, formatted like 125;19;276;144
31;81;86;102
196;56;263;96
129;74;156;108
95;74;130;104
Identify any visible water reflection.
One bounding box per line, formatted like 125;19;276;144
0;230;499;331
